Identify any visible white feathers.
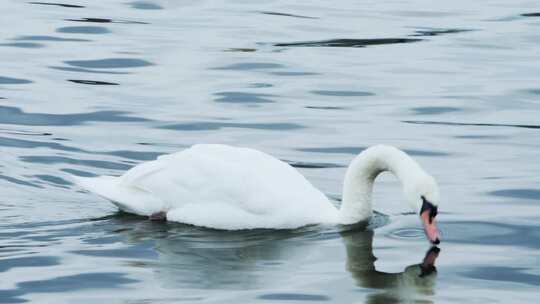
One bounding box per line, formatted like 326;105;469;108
75;144;438;230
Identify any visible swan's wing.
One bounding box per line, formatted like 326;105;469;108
119;144;335;228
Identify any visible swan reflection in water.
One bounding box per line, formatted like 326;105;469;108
342;229;439;303
104;215;439;301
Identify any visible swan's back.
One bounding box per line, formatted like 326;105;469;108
76;144;337;229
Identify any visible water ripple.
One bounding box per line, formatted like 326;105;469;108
57;26;111;34
214;92;276;104
159;122;304;131
68;79;119;85
28;2;84;8
258;293;330;301
258;11;319;19
521;12;540;17
65;18;148;25
488;189;540;200
19;156;132;170
0;42;44;48
64;58;154;69
14;35;90;42
411;106;462;115
274;38;422;48
403;120;540;130
129;1;163;10
0;106;148;126
50;66;130;74
298;146;449;157
409;28;475;37
212;62;284;71
0;77;32;85
311;90;374;97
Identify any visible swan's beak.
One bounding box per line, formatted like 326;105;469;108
421;209;440;244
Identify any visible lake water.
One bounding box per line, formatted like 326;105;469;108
1;0;540;303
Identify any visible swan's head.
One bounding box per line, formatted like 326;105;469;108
405;173;440;245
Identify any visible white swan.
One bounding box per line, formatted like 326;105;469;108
75;144;440;243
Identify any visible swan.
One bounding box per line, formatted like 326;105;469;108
75;144;440;243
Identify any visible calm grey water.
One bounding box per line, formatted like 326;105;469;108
1;0;540;303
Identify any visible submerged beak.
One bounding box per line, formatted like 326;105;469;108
421;209;440;244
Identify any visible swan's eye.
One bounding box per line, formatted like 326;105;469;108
420;196;438;223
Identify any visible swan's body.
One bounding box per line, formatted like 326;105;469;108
76;144;440;241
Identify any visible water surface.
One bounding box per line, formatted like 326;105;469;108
1;0;540;303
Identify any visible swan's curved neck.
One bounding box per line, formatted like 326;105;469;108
338;145;423;225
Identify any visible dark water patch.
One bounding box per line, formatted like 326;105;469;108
28;2;85;8
488;189;540;200
410;28;474;37
258;293;330;301
403;120;540;130
214;92;275;104
442;221;540;249
0;136;161;162
0;290;26;303
12;272;137;295
71;243;157;259
50;66;130;74
0;106;148;126
270;71;320;76
65;17;149;24
33;174;73;186
250;83;273;88
392;10;457;18
224;48;257;52
64;58;153;69
0;136;80;152
311;90;374;97
0;218;88;230
0;256;60;273
521;12;540;17
305;106;345;110
66;17;112;23
68;79;119;85
81;235;121;245
129;1;163;10
0;77;33;85
298;146;448;157
284;160;344;169
454;134;506;139
0;175;42;188
485;15;522;22
104;150;162;161
19;156;131;170
212;62;284;71
0;42;44;48
259;11;319;19
525;89;540;95
462;266;540;286
57;26;110;34
14;35;90;42
411;106;462;115
60;168;97;177
160;122;304;131
274;38;422;48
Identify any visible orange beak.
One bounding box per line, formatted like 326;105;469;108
421;209;440;244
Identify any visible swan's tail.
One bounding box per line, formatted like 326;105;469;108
73;175;164;216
